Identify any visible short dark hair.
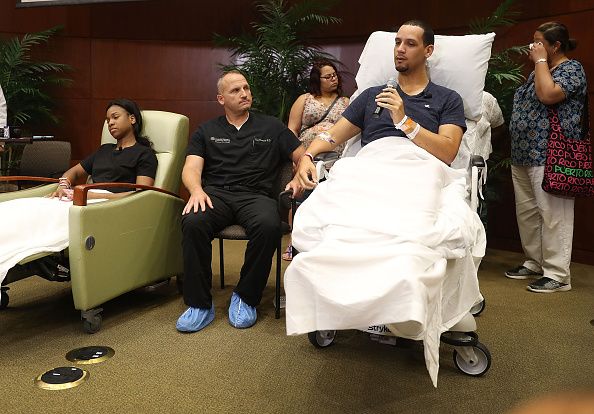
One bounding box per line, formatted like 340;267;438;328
399;20;435;46
106;98;152;148
308;60;343;97
537;21;577;53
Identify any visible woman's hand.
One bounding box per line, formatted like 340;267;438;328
183;188;213;215
529;41;548;63
48;186;73;200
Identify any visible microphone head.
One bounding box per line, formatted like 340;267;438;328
386;77;397;88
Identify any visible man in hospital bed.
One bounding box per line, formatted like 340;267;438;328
285;20;486;385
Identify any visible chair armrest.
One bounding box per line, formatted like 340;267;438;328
470;155;486;168
278;189;295;211
314;151;340;163
72;182;181;206
0;176;59;184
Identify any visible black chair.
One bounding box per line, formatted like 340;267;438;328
215;160;294;319
20;140;71;177
18;141;71;188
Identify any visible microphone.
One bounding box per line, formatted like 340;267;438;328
422;91;432;99
372;77;397;118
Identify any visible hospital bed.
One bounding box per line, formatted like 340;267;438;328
286;31;495;385
0;111;188;333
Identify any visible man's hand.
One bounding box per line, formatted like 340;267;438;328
296;156;318;190
285;177;304;199
183;188;213;215
375;86;406;125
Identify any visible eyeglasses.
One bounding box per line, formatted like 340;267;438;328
320;72;338;80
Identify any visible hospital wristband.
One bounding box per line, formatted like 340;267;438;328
406;122;421;140
58;177;72;189
303;152;315;163
394;115;408;130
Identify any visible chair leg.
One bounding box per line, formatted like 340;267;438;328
219;238;225;289
275;237;281;319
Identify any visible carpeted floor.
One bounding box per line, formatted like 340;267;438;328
1;240;593;414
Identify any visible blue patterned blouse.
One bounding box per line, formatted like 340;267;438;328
510;59;587;166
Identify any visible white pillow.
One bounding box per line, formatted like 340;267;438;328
354;31;495;121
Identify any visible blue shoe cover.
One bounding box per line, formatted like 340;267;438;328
228;292;257;329
176;304;215;332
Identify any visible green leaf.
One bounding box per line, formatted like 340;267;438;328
214;0;342;122
0;25;72;127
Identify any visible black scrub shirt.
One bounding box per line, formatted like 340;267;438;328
186;112;300;195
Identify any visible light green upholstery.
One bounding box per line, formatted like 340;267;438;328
69;110;188;312
1;110;189;330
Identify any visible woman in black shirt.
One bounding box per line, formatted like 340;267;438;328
50;98;157;200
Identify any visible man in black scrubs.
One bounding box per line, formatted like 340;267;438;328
177;70;304;332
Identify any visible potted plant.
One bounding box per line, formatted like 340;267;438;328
0;26;71;175
213;0;342;122
467;0;529;226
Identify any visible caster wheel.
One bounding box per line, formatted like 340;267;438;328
470;299;486;316
82;314;102;334
308;330;336;348
453;341;491;376
0;288;9;310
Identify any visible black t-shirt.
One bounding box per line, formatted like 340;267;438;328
342;82;466;146
186;112;300;195
80;143;158;193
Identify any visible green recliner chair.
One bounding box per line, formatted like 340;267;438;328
0;110;188;333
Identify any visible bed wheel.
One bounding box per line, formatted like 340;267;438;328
82;313;102;334
453;342;491;376
470;299;486;316
308;330;336;348
0;287;9;309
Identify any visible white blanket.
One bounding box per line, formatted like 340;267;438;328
284;137;486;387
0;193;109;284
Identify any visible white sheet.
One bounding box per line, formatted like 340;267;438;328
284;137;486;387
0;192;110;284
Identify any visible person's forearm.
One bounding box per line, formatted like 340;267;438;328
534;64;558;104
304;139;335;157
182;169;203;194
409;130;459;164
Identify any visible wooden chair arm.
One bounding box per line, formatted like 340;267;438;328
0;176;59;183
73;182;181;206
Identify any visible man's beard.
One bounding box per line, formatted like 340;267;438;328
396;65;408;73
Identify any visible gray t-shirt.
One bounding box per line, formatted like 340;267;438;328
342;81;466;146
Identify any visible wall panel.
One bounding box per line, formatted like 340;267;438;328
1;0;593;263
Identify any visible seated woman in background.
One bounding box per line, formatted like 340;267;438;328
0;98;158;283
284;60;349;260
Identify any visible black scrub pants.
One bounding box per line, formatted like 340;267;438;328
181;186;280;309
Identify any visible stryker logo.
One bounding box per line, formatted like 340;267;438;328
367;325;391;333
210;137;231;144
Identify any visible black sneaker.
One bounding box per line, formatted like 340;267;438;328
505;265;543;280
527;277;571;293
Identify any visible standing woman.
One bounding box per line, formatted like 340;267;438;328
506;22;587;292
284;60;349;261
